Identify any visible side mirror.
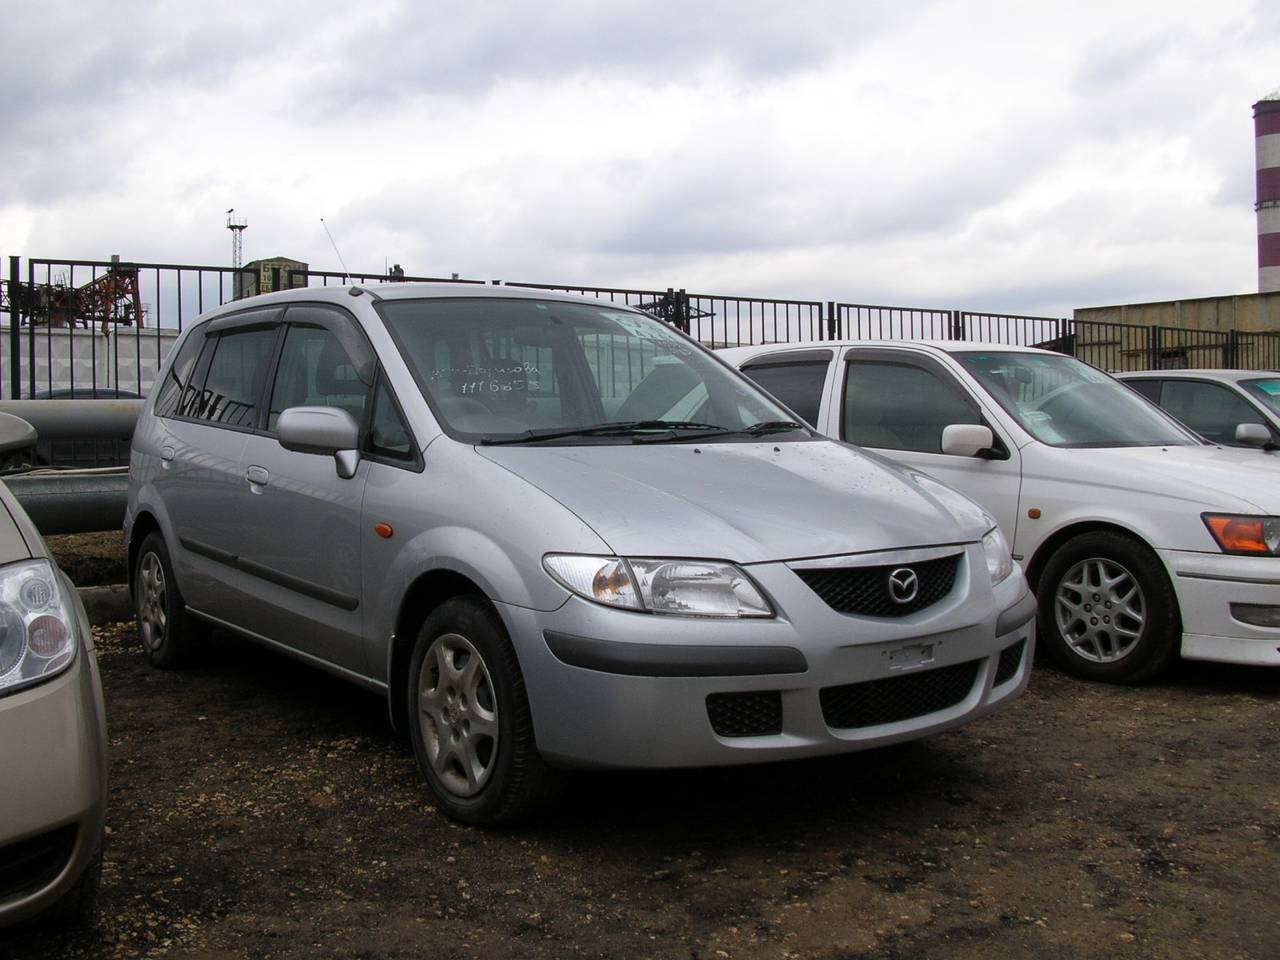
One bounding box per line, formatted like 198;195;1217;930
1234;422;1274;449
0;412;37;454
941;423;995;458
277;406;361;479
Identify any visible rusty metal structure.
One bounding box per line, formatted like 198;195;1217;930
0;258;144;334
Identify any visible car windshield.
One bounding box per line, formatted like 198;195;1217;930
954;351;1198;447
379;297;806;444
1239;378;1280;417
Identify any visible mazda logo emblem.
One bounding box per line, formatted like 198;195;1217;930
888;567;919;604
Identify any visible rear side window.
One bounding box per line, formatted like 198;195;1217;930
740;354;831;427
843;358;980;453
153;329;207;418
194;327;279;428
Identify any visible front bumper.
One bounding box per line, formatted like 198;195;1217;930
1164;549;1280;666
501;547;1035;769
0;588;108;928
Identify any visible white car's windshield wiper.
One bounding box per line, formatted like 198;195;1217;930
478;420;730;445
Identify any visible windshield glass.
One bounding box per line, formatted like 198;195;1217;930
954;351;1197;447
1240;378;1280;417
379;297;803;443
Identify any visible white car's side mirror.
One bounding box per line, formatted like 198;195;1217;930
1234;422;1273;448
941;423;995;458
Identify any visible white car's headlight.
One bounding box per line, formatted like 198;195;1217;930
543;555;773;618
981;527;1014;584
0;559;79;695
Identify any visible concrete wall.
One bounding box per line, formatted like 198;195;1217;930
0;324;179;398
1074;290;1280;333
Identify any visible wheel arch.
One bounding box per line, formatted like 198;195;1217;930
1023;519;1155;591
386;569;490;733
127;510;163;599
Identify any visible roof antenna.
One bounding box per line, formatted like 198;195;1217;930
320;217;351;282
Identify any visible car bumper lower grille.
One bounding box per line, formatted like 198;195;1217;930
0;824;77;904
820;659;980;730
707;691;783;738
993;640;1026;686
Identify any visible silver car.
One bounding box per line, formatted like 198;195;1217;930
126;285;1035;824
0;456;107;926
1116;369;1280;450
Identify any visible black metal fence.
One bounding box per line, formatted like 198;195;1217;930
3;255;1278;403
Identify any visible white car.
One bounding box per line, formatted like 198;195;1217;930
723;340;1280;683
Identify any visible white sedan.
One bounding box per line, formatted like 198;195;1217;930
723;340;1280;683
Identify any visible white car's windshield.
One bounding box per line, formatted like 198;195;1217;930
955;351;1198;447
1240;378;1280;417
380;297;807;444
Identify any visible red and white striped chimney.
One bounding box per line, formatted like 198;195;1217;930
1256;90;1280;293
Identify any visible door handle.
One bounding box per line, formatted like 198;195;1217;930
245;465;269;487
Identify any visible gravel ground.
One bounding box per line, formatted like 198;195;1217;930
1;616;1277;960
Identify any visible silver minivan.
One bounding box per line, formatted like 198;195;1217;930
126;285;1035;824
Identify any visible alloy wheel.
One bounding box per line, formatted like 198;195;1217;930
1054;557;1145;663
137;552;168;653
417;632;499;798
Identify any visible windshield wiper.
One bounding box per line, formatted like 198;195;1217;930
637;420;810;443
478;420;729;445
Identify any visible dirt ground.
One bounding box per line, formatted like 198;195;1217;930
2;543;1278;959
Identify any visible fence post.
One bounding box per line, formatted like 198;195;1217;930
826;301;839;340
7;256;19;399
676;289;690;336
1058;318;1072;357
1148;326;1162;370
1226;330;1239;369
949;310;965;340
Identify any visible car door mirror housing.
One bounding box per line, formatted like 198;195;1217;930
277;406;362;478
941;423;996;458
1234;422;1273;448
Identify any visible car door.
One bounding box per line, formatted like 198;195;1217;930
233;305;376;674
835;347;1024;545
153;308;283;622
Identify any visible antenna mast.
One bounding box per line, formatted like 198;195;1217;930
226;208;248;269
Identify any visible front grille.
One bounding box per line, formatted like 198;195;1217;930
0;825;77;903
795;554;961;617
820;659;980;730
707;691;782;738
993;640;1026;686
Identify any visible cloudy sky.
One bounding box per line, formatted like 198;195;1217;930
2;0;1278;317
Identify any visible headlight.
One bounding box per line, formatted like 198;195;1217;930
981;527;1014;584
0;559;78;695
1203;514;1280;556
543;555;773;618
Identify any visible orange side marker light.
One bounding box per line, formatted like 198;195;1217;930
374;523;394;539
1027;508;1041;520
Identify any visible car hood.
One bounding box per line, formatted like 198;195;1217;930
1025;443;1280;514
476;439;988;563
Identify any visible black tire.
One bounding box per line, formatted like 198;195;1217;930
134;532;204;668
407;595;554;825
1036;531;1180;684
